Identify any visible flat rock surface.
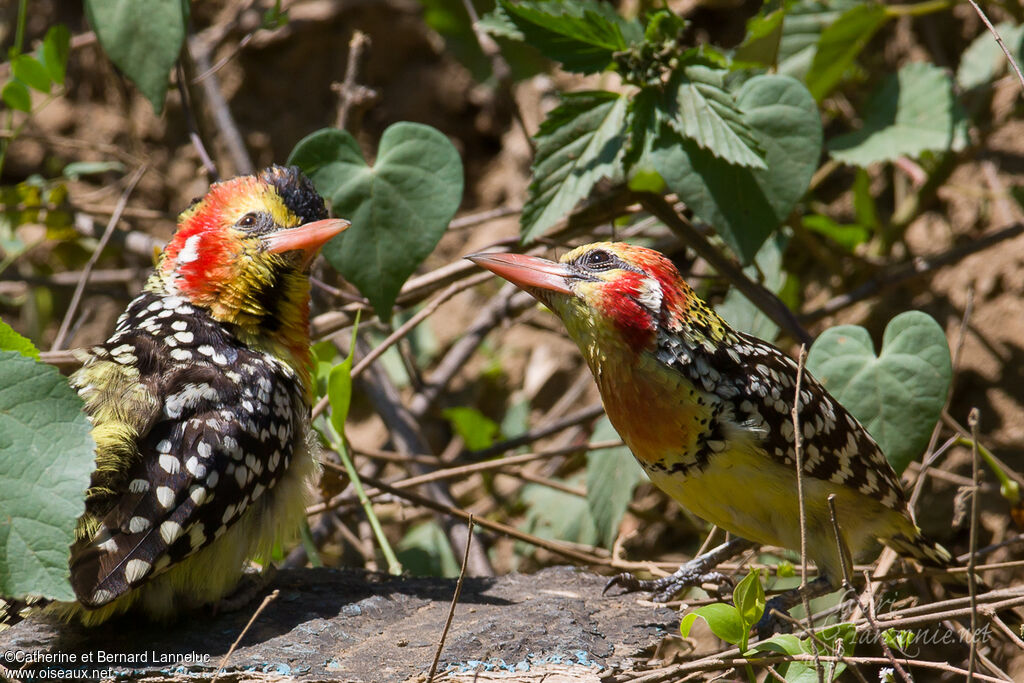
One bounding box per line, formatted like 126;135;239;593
0;567;677;681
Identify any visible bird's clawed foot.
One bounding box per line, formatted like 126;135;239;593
604;565;734;602
212;565;278;616
604;537;757;602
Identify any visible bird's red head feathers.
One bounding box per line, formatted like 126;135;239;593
148;166;348;383
468;242;707;353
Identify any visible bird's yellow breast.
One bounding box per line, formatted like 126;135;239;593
578;337;709;466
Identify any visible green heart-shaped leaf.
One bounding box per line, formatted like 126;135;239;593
84;0;187;113
0;351;94;601
806;311;952;474
289;123;463;320
646;75;821;263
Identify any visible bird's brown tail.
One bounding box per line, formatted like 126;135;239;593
0;597;32;631
886;532;953;570
885;532;996;593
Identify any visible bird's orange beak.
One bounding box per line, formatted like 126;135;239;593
467;252;573;295
263;218;350;267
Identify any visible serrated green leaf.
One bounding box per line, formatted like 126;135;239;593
497;0;639;73
646;75;821;262
84;0;187;113
804;3;888;101
679;602;745;644
478;4;523;41
666;66;766;169
521;92;627;242
829;62;953;167
957;22;1024;91
806;311;952;473
643;10;687;45
2;80;31;112
0;318;39;359
40;25;71;86
443;407;500;451
289;123;463;320
0;351;94;601
586;417;643;549
12;55;51;93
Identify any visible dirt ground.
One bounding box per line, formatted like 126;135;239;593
0;567;678;681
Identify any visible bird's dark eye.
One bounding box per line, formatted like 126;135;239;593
237;213;258;229
580;249;615;271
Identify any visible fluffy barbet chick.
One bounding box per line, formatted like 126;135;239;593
469;243;954;615
64;166;348;625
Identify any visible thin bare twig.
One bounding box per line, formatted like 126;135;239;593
211;589;279;681
449;205;521;230
191;32;255;84
175;63;219;179
853;554;908;680
801;223;1024;323
968;408;982;681
308;440;623;515
456;0;531;149
789;345;821;681
52;166;147;351
989;611;1024;650
356;472;607;566
355;338;494;577
408;286;534;417
333;31;376;132
310;272;491;421
825;490;908;683
825;497;853;590
966;0;1024;93
187;34;254;175
352;272;491;380
468;403;606;460
621;653;1009;683
427;516;474;682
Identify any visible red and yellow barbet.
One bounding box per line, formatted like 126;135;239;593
470;242;954;615
64;166;348;625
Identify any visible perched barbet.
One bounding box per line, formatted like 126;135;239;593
469;242;955;619
64;166;348;624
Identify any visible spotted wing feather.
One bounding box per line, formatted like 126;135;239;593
69;292;304;608
655;329;907;511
